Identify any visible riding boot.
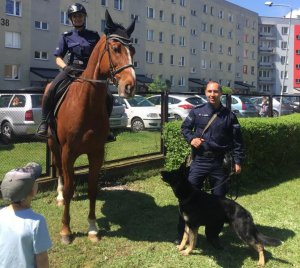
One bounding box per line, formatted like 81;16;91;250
106;90;116;142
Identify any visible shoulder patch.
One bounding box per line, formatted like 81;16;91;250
63;31;72;36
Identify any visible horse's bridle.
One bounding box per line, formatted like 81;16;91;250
70;34;135;86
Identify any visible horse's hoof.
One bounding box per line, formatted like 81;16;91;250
88;233;101;243
61;235;73;245
57;199;64;207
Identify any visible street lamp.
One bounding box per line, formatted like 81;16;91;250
264;1;292;115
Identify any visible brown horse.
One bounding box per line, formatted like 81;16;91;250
45;11;136;244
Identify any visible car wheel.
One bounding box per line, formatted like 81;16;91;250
174;114;182;120
1;122;13;144
273;110;279;117
131;118;144;132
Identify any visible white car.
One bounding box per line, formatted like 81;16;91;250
147;94;207;120
114;94;173;132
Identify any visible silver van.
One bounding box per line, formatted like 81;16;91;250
0;92;43;143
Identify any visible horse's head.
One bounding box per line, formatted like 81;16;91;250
104;10;136;98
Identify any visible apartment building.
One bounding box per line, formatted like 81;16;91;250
1;0;259;93
258;16;300;95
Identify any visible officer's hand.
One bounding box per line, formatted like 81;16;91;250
234;164;241;174
191;138;204;149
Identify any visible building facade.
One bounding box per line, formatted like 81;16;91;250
0;0;298;94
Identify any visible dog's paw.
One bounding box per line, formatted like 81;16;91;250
180;249;191;256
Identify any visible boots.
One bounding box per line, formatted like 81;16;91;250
36;121;48;137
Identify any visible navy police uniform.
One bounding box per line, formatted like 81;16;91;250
178;102;245;243
54;28;100;68
181;102;244;196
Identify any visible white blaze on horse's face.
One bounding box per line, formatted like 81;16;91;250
117;46;136;98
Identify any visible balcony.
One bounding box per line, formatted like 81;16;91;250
259;47;276;53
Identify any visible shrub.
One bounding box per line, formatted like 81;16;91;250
163;113;300;179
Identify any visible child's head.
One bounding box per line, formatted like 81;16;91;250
1;162;42;202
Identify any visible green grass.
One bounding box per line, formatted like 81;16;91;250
0;130;161;181
1;169;299;267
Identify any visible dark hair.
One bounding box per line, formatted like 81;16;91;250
206;81;222;92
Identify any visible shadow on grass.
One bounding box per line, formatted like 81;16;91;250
95;188;295;267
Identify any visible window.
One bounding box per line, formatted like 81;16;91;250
178;77;185;86
100;0;107;6
228;47;232;55
218;10;224;19
202;23;207;32
296;35;300;40
131;37;139;45
281;56;287;65
296;79;300;84
244;34;249;43
4;64;20;80
281;41;287;49
147;30;154;41
114;0;124;10
228;31;232;39
244;49;248;58
251;66;255;75
281;71;288;79
210;42;213;52
201;59;207;69
131;14;140;21
190;48;197;55
170;55;174;65
147;7;155;19
190;29;197;36
179;16;186;27
133;61;139;68
243;65;248;74
60;11;70;25
158;53;163;64
171;34;175;45
5;32;20;48
219;62;222;70
261;25;271;34
202;41;207;51
210;24;214;33
210;7;214;16
146;51;153;63
190;67;196;73
228;13;233;22
171;14;176;24
219;45;223;54
6;0;21;16
296;50;300;55
179;56;185;66
159;32;164;42
179;36;185;46
159;10;164;21
203;4;208;13
34;21;48;30
170;75;174;86
34;51;48;60
191;9;197;16
281;27;289;35
101;20;106;32
219;27;224;36
296;64;300;69
180;0;186;7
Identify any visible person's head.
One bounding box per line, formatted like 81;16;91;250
67;3;87;29
1;163;42;203
205;81;222;108
12;97;20;105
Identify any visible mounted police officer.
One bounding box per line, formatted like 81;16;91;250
176;81;245;249
37;3;114;140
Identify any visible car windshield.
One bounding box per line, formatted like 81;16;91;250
127;96;155;107
237;96;253;104
186;97;205;105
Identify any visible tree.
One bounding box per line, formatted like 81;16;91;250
221;86;233;95
148;77;168;93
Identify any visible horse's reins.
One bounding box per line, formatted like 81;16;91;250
69;34;134;86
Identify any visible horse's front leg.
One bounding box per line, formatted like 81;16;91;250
87;151;104;243
60;147;76;244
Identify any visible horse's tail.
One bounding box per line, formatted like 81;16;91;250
257;232;281;247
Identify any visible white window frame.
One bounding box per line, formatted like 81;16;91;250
100;0;108;6
179;36;185;47
5;31;21;48
34;21;49;30
147;7;155;19
147;30;154;41
158;53;163;64
5;0;22;16
146;51;154;63
114;0;124;11
60;11;70;25
178;56;185;67
178;77;186;86
4;64;20;80
34;51;48;60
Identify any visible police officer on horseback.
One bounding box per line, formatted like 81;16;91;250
37;3;114;140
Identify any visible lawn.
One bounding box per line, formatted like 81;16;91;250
1;168;299;268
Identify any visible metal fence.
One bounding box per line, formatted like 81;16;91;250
1;88;299;180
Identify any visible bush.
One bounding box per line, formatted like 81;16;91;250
163;113;300;179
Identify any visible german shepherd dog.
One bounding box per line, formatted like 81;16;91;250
161;164;281;266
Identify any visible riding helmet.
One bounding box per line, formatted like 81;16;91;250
67;3;87;18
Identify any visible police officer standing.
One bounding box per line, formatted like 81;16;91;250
177;81;245;248
37;3;114;141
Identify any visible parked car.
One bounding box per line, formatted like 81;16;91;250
109;96;128;129
250;97;294;117
221;95;259;117
147;94;207;120
0;89;127;143
114;94;174;132
0;91;43;143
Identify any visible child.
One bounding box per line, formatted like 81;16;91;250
0;163;52;268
